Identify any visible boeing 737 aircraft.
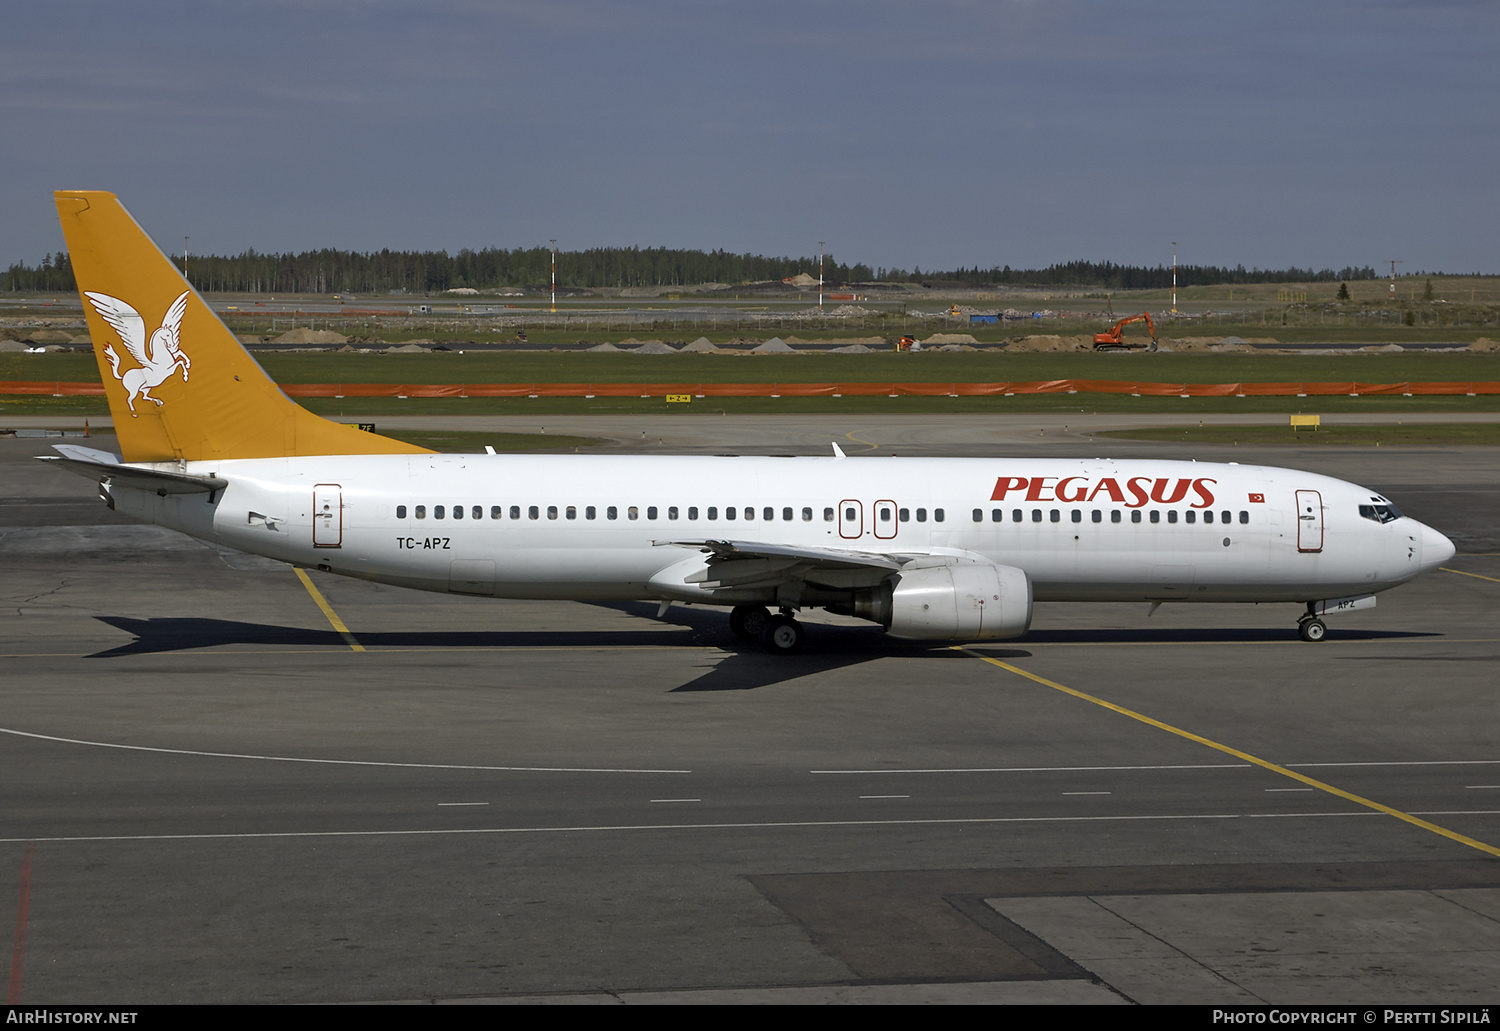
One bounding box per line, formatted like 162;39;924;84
43;191;1455;653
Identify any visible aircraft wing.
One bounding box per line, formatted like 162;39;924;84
656;538;912;591
39;444;228;495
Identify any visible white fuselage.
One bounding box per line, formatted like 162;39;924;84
108;454;1453;611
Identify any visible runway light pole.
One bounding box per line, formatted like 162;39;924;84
183;236;189;282
1171;241;1177;313
819;242;825;310
550;240;557;314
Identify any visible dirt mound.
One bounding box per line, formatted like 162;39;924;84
1470;338;1497;352
273;328;348;345
751;337;796;353
22;329;74;343
829;343;873;354
384;343;429;353
920;333;979;345
679;336;722;353
633;340;678;354
587;342;623;352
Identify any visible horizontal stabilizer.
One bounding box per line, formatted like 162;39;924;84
40;444;227;495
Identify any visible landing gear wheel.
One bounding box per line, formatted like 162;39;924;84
759;615;805;655
1298;617;1327;642
729;605;770;642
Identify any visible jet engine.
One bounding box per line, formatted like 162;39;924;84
833;558;1032;641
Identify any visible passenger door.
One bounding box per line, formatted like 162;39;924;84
1295;490;1323;553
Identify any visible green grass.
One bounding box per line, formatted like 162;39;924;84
1099;423;1500;447
8;348;1500;386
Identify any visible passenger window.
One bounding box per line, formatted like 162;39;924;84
490;506;501;519
803;507;813;521
846;506;857;521
689;507;699;520
883;507;895;522
782;507;792;521
647;506;658;520
416;506;426;519
566;506;577;520
669;506;679;520
586;506;596;520
509;505;520;520
1167;510;1178;524
1221;511;1231;524
823;507;834;522
628;506;639;520
396;505;407;519
766;507;776;521
1050;509;1060;523
1111;510;1121;523
916;508;927;522
934;509;944;522
1072;509;1082;523
1150;510;1160;523
452;505;463;520
548;506;558;520
1204;510;1214;524
1091;509;1101;523
971;508;982;522
725;507;736;521
435;505;445;519
472;506;482;520
708;507;718;520
1239;511;1249;524
1131;510;1141;524
528;506;539;520
1185;510;1195;524
991;509;1002;522
607;506;618;520
1032;509;1041;523
1013;509;1022;523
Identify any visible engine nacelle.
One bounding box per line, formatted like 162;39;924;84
886;560;1032;641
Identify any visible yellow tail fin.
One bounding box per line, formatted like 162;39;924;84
55;191;432;462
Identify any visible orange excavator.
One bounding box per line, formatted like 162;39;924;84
1093;312;1159;351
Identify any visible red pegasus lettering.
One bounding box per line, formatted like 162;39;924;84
1126;476;1152;508
1150;478;1192;505
1087;478;1125;503
1026;477;1058;502
991;476;1028;501
1056;476;1089;503
1191;478;1217;508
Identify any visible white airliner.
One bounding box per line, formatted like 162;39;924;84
43;192;1455;653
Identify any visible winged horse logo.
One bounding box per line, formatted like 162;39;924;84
84;291;192;415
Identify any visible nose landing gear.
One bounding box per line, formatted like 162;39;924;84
1298;604;1328;642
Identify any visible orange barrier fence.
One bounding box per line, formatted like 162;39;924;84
6;380;1500;399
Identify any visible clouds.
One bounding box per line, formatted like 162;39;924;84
3;1;1496;273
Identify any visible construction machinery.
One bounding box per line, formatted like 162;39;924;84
1093;312;1159;351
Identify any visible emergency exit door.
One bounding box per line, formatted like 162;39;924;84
313;484;343;547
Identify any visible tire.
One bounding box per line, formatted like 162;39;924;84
759;615;805;655
729;605;770;642
1299;618;1327;643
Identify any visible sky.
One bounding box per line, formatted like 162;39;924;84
3;0;1496;275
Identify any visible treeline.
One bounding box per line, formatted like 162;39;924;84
4;247;1383;295
939;261;1380;289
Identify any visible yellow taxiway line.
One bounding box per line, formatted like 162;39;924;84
293;568;365;652
1443;566;1500;585
960;648;1500;860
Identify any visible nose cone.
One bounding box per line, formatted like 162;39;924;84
1418;520;1456;572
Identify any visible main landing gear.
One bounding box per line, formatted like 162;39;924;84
729;605;806;655
1298;603;1328;643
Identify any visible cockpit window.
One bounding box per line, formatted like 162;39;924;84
1359;503;1403;524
